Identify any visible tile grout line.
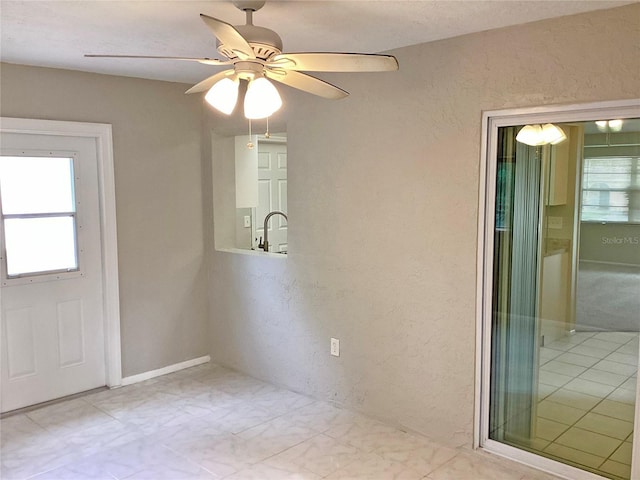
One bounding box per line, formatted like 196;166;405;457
599;440;632;470
534;332;637;477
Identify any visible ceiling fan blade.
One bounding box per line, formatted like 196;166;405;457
268;53;398;72
185;69;235;94
265;69;348;100
200;14;255;60
84;54;231;66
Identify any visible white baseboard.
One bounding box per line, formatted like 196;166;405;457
120;355;210;386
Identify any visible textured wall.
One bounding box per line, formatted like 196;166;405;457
207;4;640;446
0;64;209;377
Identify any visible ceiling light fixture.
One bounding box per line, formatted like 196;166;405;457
204;74;282;120
596;119;624;132
516;123;567;146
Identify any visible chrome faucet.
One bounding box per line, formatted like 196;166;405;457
261;211;287;252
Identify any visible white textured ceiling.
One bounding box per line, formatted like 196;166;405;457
0;0;633;86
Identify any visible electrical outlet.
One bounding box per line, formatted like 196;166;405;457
243;215;251;228
330;338;340;357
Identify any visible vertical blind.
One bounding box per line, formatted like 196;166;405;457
490;128;541;444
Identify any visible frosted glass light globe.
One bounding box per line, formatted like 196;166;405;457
205;77;239;115
244;77;282;119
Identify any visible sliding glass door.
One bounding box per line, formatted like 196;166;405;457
479;102;640;480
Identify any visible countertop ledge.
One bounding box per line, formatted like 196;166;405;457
215;247;287;258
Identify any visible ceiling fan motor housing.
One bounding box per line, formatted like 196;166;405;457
232;1;266;11
217;24;283;60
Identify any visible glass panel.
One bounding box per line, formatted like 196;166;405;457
0;156;75;214
489;122;638;480
4;216;78;276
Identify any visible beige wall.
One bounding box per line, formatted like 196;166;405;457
580;223;640;265
207;4;640;447
0;64;209;377
1;2;637;447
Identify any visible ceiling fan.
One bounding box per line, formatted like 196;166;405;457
86;0;399;119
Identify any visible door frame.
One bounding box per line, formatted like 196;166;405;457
474;99;640;479
0;117;122;388
253;135;287;251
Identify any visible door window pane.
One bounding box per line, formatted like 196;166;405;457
0;155;79;279
0;156;75;214
4;217;78;276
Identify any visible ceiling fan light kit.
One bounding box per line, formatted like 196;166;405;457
516;123;567;146
595;119;624;132
85;0;399;121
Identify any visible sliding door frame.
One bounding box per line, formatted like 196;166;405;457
475;99;640;480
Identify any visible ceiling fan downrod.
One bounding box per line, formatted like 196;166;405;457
220;1;282;60
232;1;266;27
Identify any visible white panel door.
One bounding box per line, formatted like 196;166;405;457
0;132;106;412
255;141;287;252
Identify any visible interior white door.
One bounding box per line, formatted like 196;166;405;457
255;140;288;252
0;132;106;412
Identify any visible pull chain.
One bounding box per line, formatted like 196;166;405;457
247;119;254;149
264;116;271;139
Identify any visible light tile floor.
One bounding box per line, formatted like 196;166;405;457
0;363;562;480
532;331;638;480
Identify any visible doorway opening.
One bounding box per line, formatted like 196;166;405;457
0;118;121;413
477;100;640;480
